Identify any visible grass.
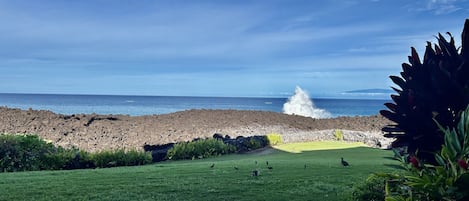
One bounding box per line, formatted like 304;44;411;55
275;141;366;153
0;141;400;201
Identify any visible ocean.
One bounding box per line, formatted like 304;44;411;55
0;93;390;117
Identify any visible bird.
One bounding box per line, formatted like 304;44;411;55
266;161;269;166
252;170;259;176
267;166;273;170
304;164;307;169
341;157;349;167
234;166;239;170
210;163;215;168
255;160;258;165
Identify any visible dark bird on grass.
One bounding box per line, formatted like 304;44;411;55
341;157;349;167
252;170;259;176
210;163;215;168
266;161;269;166
304;164;307;169
255;160;258;165
234;166;239;170
267;166;273;170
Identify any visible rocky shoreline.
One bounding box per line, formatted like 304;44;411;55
0;107;394;152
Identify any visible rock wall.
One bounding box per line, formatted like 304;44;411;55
0;107;393;152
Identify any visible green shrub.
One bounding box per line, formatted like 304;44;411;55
42;148;74;170
122;149;152;166
41;148;94;170
167;138;236;160
334;129;344;141
0;134;57;172
0;134;152;171
266;133;283;145
348;174;386;201
92;150;120;168
91;149;151;168
245;138;262;150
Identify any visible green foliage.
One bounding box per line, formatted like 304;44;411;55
376;105;469;201
0;134;57;172
91;149;152;168
245;138;262;150
266;133;283;145
381;19;469;163
349;174;387;201
354;172;412;201
42;148;94;170
0;134;152;172
334;129;344;141
167;138;236;160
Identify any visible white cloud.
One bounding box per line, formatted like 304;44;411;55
0;1;467;96
406;0;466;15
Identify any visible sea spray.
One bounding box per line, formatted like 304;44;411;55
283;86;332;118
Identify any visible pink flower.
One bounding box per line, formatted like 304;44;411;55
458;159;468;170
409;155;419;169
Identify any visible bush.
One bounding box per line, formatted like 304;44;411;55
167;138;236;160
91;149;152;168
0;134;57;172
349;174;387;201
245;138;262;150
266;133;283;145
41;148;95;170
0;134;152;172
334;129;344;141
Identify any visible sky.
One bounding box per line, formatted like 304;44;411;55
0;0;468;98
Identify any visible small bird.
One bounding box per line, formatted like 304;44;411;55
341;157;349;167
210;163;215;168
252;170;259;176
255;160;258;165
234;166;239;170
266;161;269;166
304;164;307;169
267;166;273;170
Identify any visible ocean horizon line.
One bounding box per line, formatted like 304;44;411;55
0;92;391;101
0;93;389;117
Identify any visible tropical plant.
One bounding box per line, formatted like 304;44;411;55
381;19;469;163
375;105;469;201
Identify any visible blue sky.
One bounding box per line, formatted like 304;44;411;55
0;0;468;98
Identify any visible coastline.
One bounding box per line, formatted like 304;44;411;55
0;107;393;152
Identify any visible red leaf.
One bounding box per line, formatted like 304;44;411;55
458;159;468;170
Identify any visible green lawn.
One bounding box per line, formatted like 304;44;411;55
0;141;400;201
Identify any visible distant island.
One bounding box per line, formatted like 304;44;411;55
344;89;394;94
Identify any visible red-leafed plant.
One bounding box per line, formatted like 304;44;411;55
381;19;469;163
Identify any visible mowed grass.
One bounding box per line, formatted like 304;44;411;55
0;141;400;201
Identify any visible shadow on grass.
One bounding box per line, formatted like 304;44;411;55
244;145;399;165
245;145;395;158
